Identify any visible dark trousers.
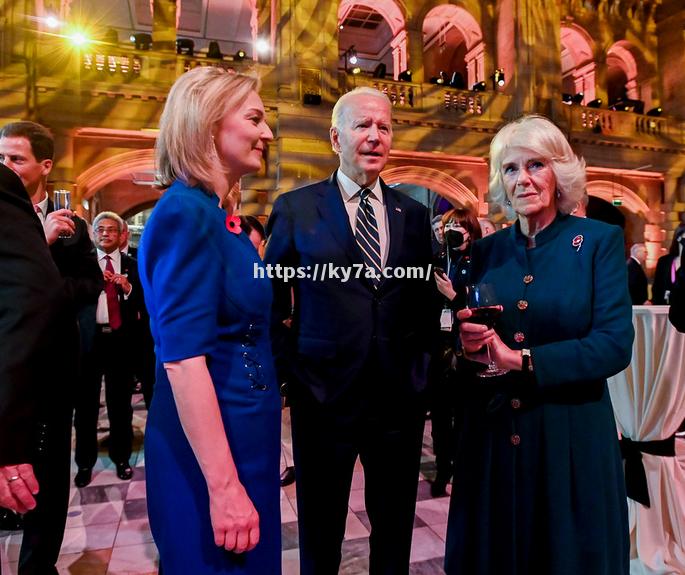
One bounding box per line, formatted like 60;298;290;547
291;366;426;575
134;328;155;410
17;410;73;575
429;364;461;482
74;327;133;468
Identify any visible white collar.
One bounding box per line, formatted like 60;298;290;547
336;169;384;205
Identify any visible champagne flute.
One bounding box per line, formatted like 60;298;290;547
466;283;509;378
53;190;73;239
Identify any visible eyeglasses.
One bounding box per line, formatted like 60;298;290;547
95;226;119;234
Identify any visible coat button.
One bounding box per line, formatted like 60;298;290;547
514;331;525;343
510;434;521;446
511;398;521;409
523;274;533;284
517;300;528;310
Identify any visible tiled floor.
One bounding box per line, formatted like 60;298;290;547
1;394;451;574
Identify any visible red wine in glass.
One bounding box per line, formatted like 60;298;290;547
466;284;509;377
468;305;502;328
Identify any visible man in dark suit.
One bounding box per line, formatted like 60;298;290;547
0;163;73;574
73;211;142;487
265;87;437;574
0;122;100;574
627;242;649;305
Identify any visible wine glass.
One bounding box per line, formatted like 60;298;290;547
466;283;509;378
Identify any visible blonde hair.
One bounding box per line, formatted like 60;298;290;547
488;115;586;217
331;87;391;130
156;67;260;196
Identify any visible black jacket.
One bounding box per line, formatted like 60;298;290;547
0;165;67;464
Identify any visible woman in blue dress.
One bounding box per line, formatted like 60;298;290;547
445;115;633;574
138;67;280;573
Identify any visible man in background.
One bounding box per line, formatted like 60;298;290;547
627;243;649;305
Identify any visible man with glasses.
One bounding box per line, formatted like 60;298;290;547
73;211;142;487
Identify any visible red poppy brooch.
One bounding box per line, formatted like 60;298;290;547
226;215;242;235
572;234;584;252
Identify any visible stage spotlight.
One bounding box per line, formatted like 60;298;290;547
398;69;412;82
130;33;152;51
646;106;662;117
255;38;270;55
572;92;584;104
587;98;602;108
207;41;223;59
176;38;194;56
349;47;358;65
351;66;361;75
372;63;386;78
472;81;486;92
234;49;246;61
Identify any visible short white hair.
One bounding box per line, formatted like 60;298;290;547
93;211;124;232
489;115;586;217
331;87;391;130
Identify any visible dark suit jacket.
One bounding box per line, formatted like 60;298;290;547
46;199;103;314
0;165;66;465
669;260;685;332
651;253;677;304
265;172;438;404
627;257;648;305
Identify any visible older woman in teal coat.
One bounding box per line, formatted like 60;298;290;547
445;115;633;575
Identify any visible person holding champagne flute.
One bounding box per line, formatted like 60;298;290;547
444;115;634;575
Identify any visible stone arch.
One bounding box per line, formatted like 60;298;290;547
560;24;596;104
77;149;156;201
338;0;407;79
422;4;484;87
606;41;652;108
381;166;479;210
585;180;650;216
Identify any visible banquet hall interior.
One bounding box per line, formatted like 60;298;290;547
1;0;685;573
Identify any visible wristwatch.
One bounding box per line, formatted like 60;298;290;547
521;348;533;372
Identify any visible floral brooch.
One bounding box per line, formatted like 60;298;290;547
572;234;584;252
226;215;242;235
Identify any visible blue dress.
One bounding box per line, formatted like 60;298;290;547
138;181;281;574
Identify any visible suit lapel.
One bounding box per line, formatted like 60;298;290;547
382;182;405;272
317;172;359;264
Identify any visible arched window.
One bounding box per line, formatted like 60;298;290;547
338;0;406;80
606;41;652;110
422;5;484;89
560;25;596;105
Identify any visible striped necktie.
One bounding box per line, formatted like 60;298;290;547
355;188;382;288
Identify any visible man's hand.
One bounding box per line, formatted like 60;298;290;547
103;271;132;295
44;209;75;244
0;464;39;514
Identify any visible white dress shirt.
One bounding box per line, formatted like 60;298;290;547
337;169;389;267
33;194;48;225
96;249;129;325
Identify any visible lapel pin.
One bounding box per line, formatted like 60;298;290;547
395;207;402;213
572;234;584;252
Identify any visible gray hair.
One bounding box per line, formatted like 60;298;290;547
488;115;586;218
93;211;124;232
331;87;391;130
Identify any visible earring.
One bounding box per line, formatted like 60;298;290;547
556;190;561;199
505;199;512;206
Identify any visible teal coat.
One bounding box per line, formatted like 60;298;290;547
445;213;633;575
